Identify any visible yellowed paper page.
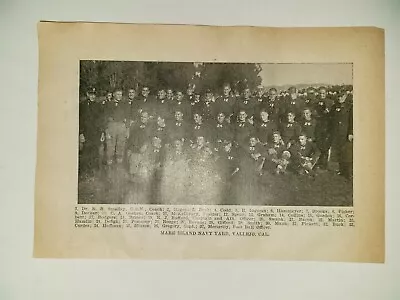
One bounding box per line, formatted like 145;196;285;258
34;22;384;262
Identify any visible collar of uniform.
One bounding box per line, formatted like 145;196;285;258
176;122;182;127
139;124;147;129
261;121;269;127
217;124;223;128
287;123;293;127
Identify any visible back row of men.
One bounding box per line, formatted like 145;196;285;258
79;83;353;176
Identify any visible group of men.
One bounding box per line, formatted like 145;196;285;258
79;82;354;191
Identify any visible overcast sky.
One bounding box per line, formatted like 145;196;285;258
260;63;353;86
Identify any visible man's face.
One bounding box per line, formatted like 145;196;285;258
244;89;251;99
195;94;200;101
176;91;184;102
239;111;247;122
273;133;281;143
205;92;213;102
260;111;269;122
158;90;166;99
157;117;165;127
217;113;225;123
320;89;327;99
250;137;257;146
141;112;149;123
187;87;194;95
299;135;307;146
269;89;277;99
303;109;312;120
88;94;96;101
197;136;205;147
128;89;135;100
114;91;123;101
106;93;113;101
288;113;295;123
223;86;231;96
167;90;173;100
194;113;202;124
257;87;264;97
142;87;150;97
175;111;183;121
290;91;298;100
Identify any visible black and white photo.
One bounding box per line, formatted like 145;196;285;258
78;61;353;206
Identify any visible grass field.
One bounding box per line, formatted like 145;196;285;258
78;164;352;207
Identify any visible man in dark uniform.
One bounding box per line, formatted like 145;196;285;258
167;110;190;143
236;87;256;124
289;133;321;175
264;131;290;174
201;89;216;121
185;83;196;104
79;88;104;174
266;87;282;124
154;115;169;146
300;108;317;142
280;111;302;147
214;83;236;123
103;88;130;165
133;85;154;122
153;88;169;121
211;111;234;153
254;85;268;112
189;91;202;115
281;86;305;121
329;90;353;178
171;90;191;119
126;88;137;126
313;86;333;170
190;107;212;144
98;90;114;168
234;109;255;149
255;108;277;145
304;87;317;107
166;88;174;103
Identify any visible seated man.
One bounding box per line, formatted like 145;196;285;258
289;133;321;175
265;132;290;174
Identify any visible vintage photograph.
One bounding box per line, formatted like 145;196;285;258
78;61;353;206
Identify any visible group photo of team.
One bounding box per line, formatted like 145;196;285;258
78;61;353;206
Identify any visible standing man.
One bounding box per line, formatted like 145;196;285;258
215;83;236;123
79;88;104;173
126;88;137;126
133;85;154;122
313;86;333;170
266;87;282;124
79;88;104;175
329;90;353;178
281;86;305;121
104;88;130;165
236;87;256;124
